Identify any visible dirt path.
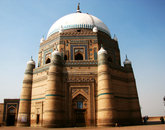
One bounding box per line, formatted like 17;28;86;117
1;125;165;130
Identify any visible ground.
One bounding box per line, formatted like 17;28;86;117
1;125;165;130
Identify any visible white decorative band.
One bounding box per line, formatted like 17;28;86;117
47;24;110;38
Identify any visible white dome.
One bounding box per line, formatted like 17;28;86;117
47;13;110;38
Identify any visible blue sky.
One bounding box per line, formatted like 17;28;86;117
0;0;165;117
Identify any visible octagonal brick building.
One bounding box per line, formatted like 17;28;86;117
17;4;142;127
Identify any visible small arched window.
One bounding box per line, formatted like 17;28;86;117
108;56;112;63
46;58;51;64
75;53;83;60
64;55;67;60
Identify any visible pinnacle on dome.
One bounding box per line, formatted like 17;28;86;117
93;26;98;32
40;35;45;43
77;3;81;13
123;55;131;65
59;25;64;33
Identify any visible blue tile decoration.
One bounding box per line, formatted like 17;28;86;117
7;104;17;108
70;44;88;60
97;92;114;97
32;97;45;101
94;48;97;60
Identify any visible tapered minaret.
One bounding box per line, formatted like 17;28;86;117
43;49;64;127
17;57;35;126
97;45;116;126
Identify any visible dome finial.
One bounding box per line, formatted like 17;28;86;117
77;3;81;13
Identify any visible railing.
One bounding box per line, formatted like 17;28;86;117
64;60;98;66
33;60;98;74
33;63;50;74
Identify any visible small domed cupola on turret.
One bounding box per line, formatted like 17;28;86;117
27;56;35;66
93;26;98;33
17;56;35;127
123;55;131;65
40;36;45;43
113;34;118;42
123;55;132;69
52;49;61;57
98;44;107;55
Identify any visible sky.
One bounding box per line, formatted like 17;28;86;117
0;0;165;117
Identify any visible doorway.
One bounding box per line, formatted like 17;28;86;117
72;94;87;126
75;109;86;127
6;107;16;126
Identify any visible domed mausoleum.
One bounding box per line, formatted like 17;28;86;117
17;4;142;127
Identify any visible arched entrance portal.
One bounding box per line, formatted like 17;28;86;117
6;107;16;126
72;94;87;127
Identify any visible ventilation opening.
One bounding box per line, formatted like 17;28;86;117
64;55;67;60
75;53;83;60
46;58;51;64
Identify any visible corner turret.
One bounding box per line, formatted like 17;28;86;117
97;45;116;126
43;49;64;127
17;57;35;126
